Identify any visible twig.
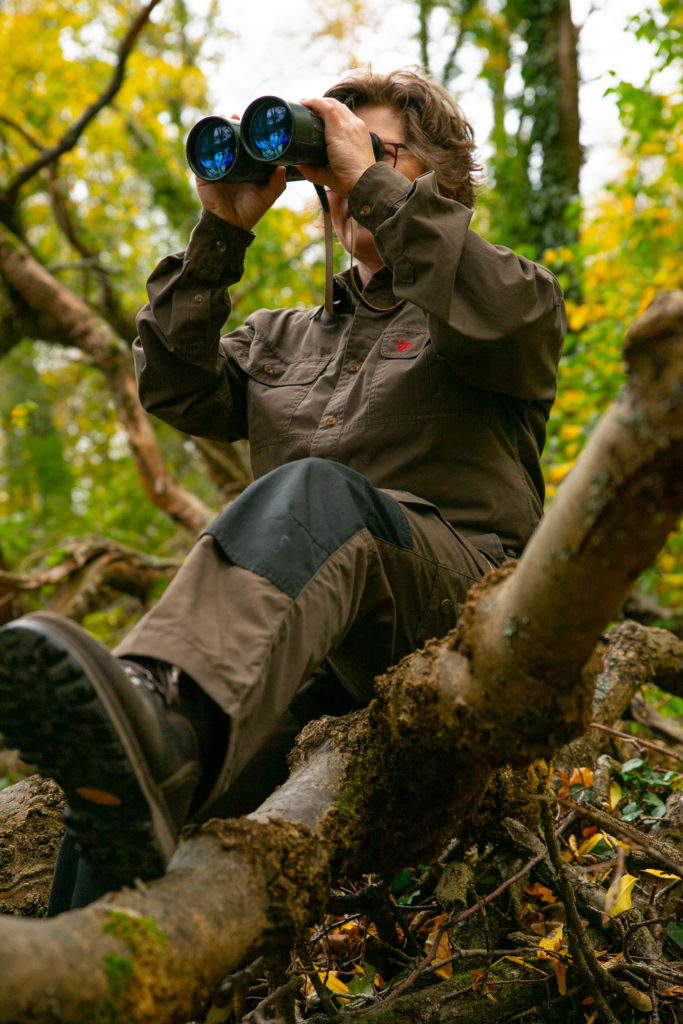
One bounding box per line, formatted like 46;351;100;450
242;974;304;1023
622;916;669;962
589;721;683;767
540;800;622;1024
552;796;683;878
2;0;163;205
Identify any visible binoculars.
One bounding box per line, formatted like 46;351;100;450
186;96;385;184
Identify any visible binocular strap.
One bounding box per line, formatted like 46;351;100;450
315;185;334;316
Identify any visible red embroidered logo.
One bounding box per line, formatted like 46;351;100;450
397;339;414;352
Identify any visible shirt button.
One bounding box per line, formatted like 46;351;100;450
359;204;372;217
326;416;338;426
440;598;453;614
349;362;361;373
193;294;204;303
263;364;274;374
215;240;227;253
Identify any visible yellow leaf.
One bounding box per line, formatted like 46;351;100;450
578;832;610;856
642;869;681;881
554;959;568;995
600;952;625;968
322;973;350;995
608;780;622;810
538;924;564;952
605;874;637;918
425;920;452;979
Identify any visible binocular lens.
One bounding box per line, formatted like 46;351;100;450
192;119;238;179
246;102;293;161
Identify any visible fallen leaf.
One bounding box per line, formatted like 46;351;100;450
554;959;568;994
608;780;622;810
569;767;594;788
605;873;637;918
425;919;452;978
523;881;556;903
538;924;565;953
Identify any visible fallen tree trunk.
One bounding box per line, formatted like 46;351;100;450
2;617;681;918
0;291;682;1023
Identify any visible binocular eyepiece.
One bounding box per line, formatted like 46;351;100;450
186;97;384;184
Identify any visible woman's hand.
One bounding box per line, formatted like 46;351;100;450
297;97;377;197
195;139;287;232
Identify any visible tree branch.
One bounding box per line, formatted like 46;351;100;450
1;0;163;210
0;222;212;534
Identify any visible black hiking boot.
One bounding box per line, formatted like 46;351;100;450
0;611;228;882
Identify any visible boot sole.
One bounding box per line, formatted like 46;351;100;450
0;612;177;882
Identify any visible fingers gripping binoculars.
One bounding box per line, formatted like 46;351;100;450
186;96;385;184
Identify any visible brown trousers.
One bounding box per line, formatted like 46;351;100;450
115;459;491;816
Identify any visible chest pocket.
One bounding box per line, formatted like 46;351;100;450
370;329;432;418
234;341;332;387
231;335;333;444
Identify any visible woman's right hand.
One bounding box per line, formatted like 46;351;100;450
195;165;287;232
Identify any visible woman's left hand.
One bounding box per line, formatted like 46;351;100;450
297;97;376;197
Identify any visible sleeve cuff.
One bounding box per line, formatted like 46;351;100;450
347;163;414;234
183;208;255;283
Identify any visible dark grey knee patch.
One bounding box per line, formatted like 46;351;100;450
203;458;412;598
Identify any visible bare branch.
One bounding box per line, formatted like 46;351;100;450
1;0;163;208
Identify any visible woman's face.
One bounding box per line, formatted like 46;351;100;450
326;104;426;280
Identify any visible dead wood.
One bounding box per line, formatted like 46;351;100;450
0;292;681;1023
0;537;180;621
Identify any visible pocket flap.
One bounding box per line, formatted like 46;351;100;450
379;331;428;359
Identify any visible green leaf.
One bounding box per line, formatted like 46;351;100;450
389;869;412;895
621;758;645;774
620;801;643;822
667;922;683;951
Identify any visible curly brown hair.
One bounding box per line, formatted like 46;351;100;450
325;68;481;208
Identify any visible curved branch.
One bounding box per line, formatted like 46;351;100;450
0;537;180;620
0;222;213;534
1;0;163;209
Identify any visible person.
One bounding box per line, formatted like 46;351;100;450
0;69;565;910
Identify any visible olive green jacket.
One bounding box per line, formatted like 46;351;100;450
134;162;566;555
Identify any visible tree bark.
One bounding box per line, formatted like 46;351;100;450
0;292;681;1023
0;537;180;620
0;777;65;918
0;224;212;535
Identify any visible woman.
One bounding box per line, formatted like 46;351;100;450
0;69;565;907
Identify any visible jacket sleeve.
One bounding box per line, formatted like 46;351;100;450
133;209;255;442
348;164;566;403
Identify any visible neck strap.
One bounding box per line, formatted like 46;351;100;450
348;220;406;313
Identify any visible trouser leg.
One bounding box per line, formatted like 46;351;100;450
114;458;487;815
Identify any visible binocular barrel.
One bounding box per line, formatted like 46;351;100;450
186;97;385;183
185;116;273;185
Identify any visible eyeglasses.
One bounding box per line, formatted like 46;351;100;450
380;141;410;168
